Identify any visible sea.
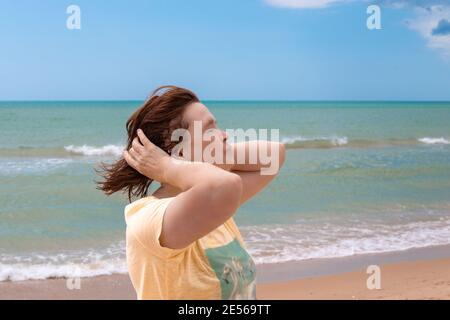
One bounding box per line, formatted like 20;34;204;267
1;101;449;281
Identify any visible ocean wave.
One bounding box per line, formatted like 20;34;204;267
2;215;450;281
64;144;124;157
0;158;74;175
282;135;348;149
0;144;120;176
282;136;450;149
1;136;448;159
0;260;127;282
0;144;124;158
418;137;450;145
0;242;126;282
241;217;450;264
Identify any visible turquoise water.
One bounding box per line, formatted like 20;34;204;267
1;101;450;281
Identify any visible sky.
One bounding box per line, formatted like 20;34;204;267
0;0;450;100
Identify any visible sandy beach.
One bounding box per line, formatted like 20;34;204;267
258;257;450;300
1;248;449;300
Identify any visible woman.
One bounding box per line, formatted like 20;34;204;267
97;86;285;300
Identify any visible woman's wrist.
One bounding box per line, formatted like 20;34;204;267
159;156;180;185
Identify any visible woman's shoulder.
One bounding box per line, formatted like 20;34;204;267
124;194;193;259
124;195;174;223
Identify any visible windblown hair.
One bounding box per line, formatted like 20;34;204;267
95;85;199;202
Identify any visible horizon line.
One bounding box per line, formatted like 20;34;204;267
1;99;450;103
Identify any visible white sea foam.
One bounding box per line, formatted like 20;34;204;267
0;242;127;282
0;260;127;282
0;158;73;175
281;135;348;147
418;137;450;145
64;144;124;157
241;217;450;264
2;217;450;281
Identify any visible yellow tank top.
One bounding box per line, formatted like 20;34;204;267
124;195;257;300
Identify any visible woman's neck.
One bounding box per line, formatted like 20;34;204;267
152;183;182;199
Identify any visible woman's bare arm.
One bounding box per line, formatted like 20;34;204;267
228;141;286;205
124;129;243;250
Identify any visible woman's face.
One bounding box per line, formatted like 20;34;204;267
178;102;230;164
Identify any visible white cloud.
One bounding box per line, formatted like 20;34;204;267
406;5;450;59
265;0;450;59
265;0;347;9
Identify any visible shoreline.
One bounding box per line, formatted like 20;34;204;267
1;245;449;300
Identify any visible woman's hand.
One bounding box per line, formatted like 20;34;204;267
123;129;172;182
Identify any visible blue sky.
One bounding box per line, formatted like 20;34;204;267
1;0;450;100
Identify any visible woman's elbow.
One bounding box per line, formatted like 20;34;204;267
209;173;243;213
222;173;243;206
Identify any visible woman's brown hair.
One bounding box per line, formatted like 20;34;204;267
95;85;199;202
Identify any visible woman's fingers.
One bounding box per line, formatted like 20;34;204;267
129;147;140;160
132;137;144;152
137;129;152;147
123;150;138;169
